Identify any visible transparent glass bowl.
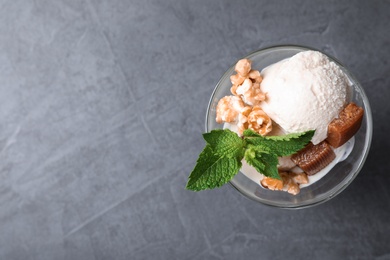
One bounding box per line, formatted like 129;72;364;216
206;45;373;209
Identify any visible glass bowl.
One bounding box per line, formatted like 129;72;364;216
205;45;373;209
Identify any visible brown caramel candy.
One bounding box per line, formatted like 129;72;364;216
291;141;336;176
327;102;364;148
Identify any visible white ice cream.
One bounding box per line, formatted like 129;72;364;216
225;51;354;189
260;51;350;145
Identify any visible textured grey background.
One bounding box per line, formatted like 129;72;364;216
0;0;389;259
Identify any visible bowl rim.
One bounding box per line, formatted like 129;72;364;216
205;44;373;209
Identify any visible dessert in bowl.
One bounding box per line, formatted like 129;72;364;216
189;45;372;209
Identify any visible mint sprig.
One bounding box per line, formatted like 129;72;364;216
203;129;246;158
186;128;314;191
186;130;244;191
244;129;315;157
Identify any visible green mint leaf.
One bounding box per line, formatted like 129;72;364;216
244;146;266;174
242;129;261;138
186;141;243;191
258;153;280;179
203;129;245;158
243;129;315;157
244;145;280;179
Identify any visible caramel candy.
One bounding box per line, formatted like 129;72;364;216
327;102;364;148
291;141;336;176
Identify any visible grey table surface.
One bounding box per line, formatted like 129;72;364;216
0;0;389;259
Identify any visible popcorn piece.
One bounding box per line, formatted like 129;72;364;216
216;96;245;124
229;59;265;106
230;74;246;87
291;172;309;184
230;84;238;96
261;177;283;191
235;106;272;136
237;106;252;135
261;171;309;195
248;69;262;83
281;173;300;195
247;106;272;136
235;59;252;77
236;79;266;106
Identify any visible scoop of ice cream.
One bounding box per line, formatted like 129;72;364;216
260;51;349;144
